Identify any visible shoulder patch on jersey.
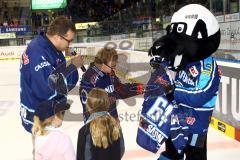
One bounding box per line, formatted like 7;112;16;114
23;52;29;65
90;73;99;85
203;64;213;76
185;117;196;125
189;66;199;77
204;63;212;71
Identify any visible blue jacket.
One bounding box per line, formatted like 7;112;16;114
79;63;143;122
20;35;78;133
174;56;221;146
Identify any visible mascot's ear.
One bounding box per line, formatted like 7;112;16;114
191;19;208;39
166;25;171;34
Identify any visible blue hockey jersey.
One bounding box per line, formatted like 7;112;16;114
174;56;221;146
79;63;143;122
137;66;189;154
20;35;79;133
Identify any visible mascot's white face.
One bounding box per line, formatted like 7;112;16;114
149;4;221;71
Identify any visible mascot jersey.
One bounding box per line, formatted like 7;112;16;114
79;63;143;122
20;34;79;133
137;66;189;154
174;56;221;146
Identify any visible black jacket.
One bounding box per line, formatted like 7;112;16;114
77;123;125;160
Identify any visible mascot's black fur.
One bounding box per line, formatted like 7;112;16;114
149;4;221;70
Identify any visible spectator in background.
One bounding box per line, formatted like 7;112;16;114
20;16;83;158
3;21;8;27
12;18;20;27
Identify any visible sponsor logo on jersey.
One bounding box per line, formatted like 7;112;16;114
146;124;165;144
202;62;213;76
105;85;114;93
185;117;196;125
178;71;195;86
202;70;211;76
204;63;212;71
189;66;199;77
35;61;51;71
41;56;46;60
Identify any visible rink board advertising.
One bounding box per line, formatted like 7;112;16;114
31;0;67;10
211;60;240;141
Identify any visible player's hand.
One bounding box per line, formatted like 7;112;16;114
154;76;174;93
71;53;84;68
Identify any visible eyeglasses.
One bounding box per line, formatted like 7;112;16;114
59;35;73;44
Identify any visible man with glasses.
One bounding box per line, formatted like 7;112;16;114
20;16;83;158
79;47;144;122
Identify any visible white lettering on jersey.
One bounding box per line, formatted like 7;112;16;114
35;61;51;71
171;114;180;125
178;71;194;86
20;107;27;119
146;97;167;122
147;124;165;144
146;96;174;127
105;85;114;93
158;103;174;127
41;56;46;61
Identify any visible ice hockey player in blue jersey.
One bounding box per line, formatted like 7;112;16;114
148;4;221;160
79;48;144;122
20;16;83;134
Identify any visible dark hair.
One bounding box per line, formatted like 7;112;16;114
46;16;76;36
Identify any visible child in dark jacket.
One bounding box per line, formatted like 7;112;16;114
77;88;124;160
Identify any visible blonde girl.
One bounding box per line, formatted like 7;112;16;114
77;88;124;160
32;102;75;160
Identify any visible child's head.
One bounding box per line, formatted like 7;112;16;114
86;88;110;114
94;48;118;73
86;88;121;149
32;100;70;135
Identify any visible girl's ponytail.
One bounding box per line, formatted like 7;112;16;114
90;115;120;148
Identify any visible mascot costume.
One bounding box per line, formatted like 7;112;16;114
137;4;221;160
